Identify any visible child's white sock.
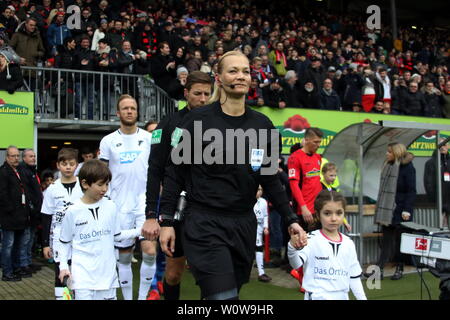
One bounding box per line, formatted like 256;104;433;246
117;261;133;300
256;251;265;276
138;253;156;300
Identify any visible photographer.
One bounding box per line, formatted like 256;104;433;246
151;41;177;93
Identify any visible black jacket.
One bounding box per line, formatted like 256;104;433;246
18;162;43;227
151;53;176;93
373;76;388;102
319;88;341;110
159;101;298;226
400;90;427;116
299;87;320;109
392;153;417;225
157;29;177;51
262;86;287;108
281;81;302;108
342;72;365;107
105;30;132;50
423;91;445;118
72;47;97;82
167;78;186;100
110;50;149;75
0;63;23;94
303;64;326;89
391;85;408;113
0;162;31;230
145;107;191;218
55;45;76;69
424;151;450;214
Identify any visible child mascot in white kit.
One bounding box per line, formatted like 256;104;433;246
58;160;142;300
254;185;271;282
288;190;367;300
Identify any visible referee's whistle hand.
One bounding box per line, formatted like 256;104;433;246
160;227;176;257
142;218;160;240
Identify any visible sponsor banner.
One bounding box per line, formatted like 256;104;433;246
0;91;35;149
251;107;450;156
178;103;450;156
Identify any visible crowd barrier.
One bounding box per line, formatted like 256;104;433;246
21;66;177;122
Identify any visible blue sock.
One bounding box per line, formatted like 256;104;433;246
150;245;166;291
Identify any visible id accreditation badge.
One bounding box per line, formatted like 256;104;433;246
22;193;26;205
444;172;450;182
251;149;264;172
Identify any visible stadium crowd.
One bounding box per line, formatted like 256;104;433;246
1;0;450;301
0;0;449;117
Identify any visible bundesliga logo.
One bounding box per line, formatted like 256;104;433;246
415;238;428;251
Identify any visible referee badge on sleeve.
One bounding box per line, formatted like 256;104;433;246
251;149;264;172
151;129;162;144
171;127;184;147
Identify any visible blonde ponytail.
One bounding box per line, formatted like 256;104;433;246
207;81;222;104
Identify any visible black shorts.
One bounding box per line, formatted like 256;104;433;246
182;210;256;298
171;220;185;258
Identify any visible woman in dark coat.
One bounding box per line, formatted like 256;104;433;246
370;142;416;280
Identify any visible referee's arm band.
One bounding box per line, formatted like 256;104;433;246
145;210;158;220
286;215;300;227
160;214;175;227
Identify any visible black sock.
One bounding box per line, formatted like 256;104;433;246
163;279;180;300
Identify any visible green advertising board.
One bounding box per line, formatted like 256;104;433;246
178;101;450;156
253;107;450;156
0;91;35;149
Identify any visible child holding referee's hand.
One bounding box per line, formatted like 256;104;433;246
288;190;367;300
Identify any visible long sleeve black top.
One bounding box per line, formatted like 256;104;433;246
145;107;190;218
159;101;298;226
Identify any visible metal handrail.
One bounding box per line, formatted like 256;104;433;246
21;65;149;79
21;66;177;123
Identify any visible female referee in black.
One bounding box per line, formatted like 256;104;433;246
158;50;307;300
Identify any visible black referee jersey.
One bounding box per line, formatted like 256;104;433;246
159;101;298;226
145;107;190;218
